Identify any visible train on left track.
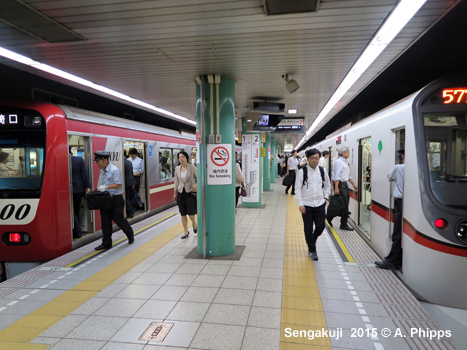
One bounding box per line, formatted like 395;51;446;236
0;99;195;278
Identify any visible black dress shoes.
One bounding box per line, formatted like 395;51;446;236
193;226;198;234
340;225;354;231
95;244;111;251
375;261;398;270
181;232;190;239
326;218;333;227
128;236;134;244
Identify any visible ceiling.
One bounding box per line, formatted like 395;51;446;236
0;0;459;149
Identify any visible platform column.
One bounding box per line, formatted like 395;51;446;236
263;134;271;190
241;119;262;207
270;138;276;183
196;76;236;256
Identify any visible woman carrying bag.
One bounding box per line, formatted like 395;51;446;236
235;160;245;207
173;151;198;239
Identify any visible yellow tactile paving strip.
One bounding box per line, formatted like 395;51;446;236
280;195;332;349
0;220;186;350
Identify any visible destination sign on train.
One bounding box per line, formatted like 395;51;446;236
442;88;467;104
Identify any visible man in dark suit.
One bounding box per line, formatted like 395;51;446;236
70;149;92;238
124;150;135;218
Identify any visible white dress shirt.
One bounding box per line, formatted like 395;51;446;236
333;157;351;182
130;157;144;175
102;163;124;195
287;157;298;171
295;165;331;207
318;156;327;168
387;164;405;198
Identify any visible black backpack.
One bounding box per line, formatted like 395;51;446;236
302;165;325;188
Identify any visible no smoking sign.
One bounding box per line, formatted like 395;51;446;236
207;144;232;185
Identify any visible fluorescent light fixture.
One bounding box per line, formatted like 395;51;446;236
297;0;426;148
0;46;196;126
288;109;297;114
247;119;252;122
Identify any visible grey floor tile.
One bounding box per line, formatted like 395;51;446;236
221;276;258;290
0;288;64;301
133;299;177;319
181;286;219;303
259;267;283;279
232;258;263;267
166;301;210;322
102;342;145;350
200;264;232;275
262;259;284;269
241;250;266;258
247;307;281;329
176;263;205;274
206;260;234;266
30;336;61;346
110;318;158;344
1;300;47;315
116;284;161;299
228;266;261;277
129;262;154;274
151;285;188;301
241;327;280;350
192;275;225;288
165;273;198;287
96;283;129;298
252;291;282;309
132;272;173;285
256;278;283;293
204;304;250;326
66;315;128;341
41;314;87;337
213;288;254;306
71;297;110;315
143;346;185;350
158;255;190;264
322;299;360;315
190;323;245;350
94;298;146;317
49;339;107;350
146;263;183;274
114;272;142;284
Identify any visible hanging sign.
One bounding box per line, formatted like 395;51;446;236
241;134;260;202
207;144;232;185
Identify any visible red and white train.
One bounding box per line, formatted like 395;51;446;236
313;76;467;309
0;100;195;277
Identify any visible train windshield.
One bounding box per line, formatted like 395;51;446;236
0;109;46;197
423;112;467;208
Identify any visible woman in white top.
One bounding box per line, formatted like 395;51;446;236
0;152;17;176
235;161;245;207
173;151;198;239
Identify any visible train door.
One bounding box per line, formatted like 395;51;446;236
357;137;372;237
123;140;148;216
68;135;93;239
327;146;333;183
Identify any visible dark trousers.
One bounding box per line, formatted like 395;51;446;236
72;192;84;238
327;182;350;226
236;186;241;207
100;195;134;247
302;203;326;252
385;198;403;266
134;175;141;194
286;169;296;194
125;186;135;216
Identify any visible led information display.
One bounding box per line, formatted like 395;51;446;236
442;88;467;104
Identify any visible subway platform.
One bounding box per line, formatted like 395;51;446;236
0;182;462;350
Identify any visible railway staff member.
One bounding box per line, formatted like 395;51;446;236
375;149;405;270
94;151;134;250
173;151;197;239
295;149;331;260
129;148;144;200
326;146;358;230
285;150;298;195
70;148;92;238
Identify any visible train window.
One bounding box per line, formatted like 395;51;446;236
159;148;173;179
423;112;467;207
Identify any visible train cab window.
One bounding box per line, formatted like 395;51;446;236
159;148;173;179
423;112;467;208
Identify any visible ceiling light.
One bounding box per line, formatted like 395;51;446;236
297;0;427;148
0;47;196;126
288;109;297;114
282;74;300;94
247;119;252;122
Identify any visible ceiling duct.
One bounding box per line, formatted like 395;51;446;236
263;0;320;16
250;101;285;113
0;0;86;43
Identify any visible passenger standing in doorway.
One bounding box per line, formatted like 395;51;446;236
285;150;298;195
319;150;329;169
375;149;405;270
173;151;198;239
129;148;143;206
123;150;135;218
70;148;91;239
295;149;331;260
94;151;134;250
326;146;358;230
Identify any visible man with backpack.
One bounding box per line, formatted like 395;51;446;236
295;148;331;260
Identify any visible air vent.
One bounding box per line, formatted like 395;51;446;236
263;0;320;16
251;102;285;112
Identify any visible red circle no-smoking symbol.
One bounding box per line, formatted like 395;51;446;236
211;146;229;166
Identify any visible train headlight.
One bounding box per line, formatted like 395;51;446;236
456;222;467;245
434;219;447;229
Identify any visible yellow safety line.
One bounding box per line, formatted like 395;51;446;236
326;220;355;263
66;213;177;267
280;196;332;350
0;216;185;349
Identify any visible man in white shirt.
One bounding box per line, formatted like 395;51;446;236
375;149;405;270
295;149;331;260
318;150;329;168
129;148;144;198
326;146;358;230
286;150;299;195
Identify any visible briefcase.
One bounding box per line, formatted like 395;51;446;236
85;191;111;210
282;175;293;187
327;194;350;217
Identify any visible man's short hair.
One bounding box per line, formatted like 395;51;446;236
322;150;329;156
291;149;297;155
129;148;138;155
338;147;349;156
305;148;321;158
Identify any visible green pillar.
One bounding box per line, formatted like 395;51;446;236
241;119;262;207
270;138;276;183
196;76;236;256
263;134;271;191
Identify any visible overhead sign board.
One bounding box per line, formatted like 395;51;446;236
277;117;305;126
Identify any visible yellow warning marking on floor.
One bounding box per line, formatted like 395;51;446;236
0;218;186;349
326;219;355;263
281;196;332;349
66;213;176;267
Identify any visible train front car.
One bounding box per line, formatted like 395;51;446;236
0;101;71;276
407;78;467;309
